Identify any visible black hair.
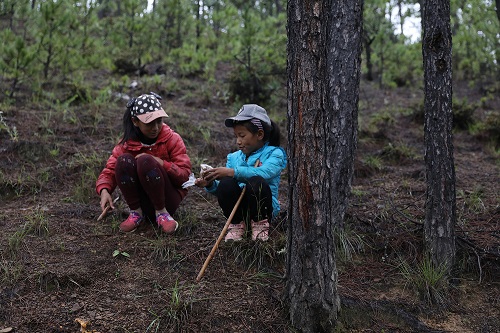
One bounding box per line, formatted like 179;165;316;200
119;107;140;144
238;119;281;147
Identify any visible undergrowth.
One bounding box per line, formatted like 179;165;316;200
399;255;450;306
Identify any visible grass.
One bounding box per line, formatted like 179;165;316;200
88;87;115;129
7;206;50;257
399;256;449;306
0;164;46;198
0;257;23;285
362;155;383;171
67;150;108;203
350;187;367;198
229;233;286;272
147;233;179;263
457;187;486;216
146;281;197;332
381;141;417;161
0;110;18;141
334;226;365;263
174;207;201;236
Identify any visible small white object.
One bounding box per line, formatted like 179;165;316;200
129;80;139;89
200;163;213;174
182;173;196;189
181;164;214;188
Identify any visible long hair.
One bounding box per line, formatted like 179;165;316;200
119;107;140;144
240;119;281;147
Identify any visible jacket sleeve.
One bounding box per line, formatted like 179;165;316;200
95;145;122;195
161;133;192;188
233;148;286;182
204;179;219;194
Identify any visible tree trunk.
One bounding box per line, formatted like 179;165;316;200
422;0;456;270
196;0;201;51
286;0;363;332
363;34;374;81
496;0;500;23
397;0;404;37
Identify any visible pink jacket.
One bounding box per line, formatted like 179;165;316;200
95;124;191;199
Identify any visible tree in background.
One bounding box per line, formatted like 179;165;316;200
0;30;38;98
451;0;499;81
153;0;186;54
422;0;456;273
227;1;286;104
0;0;497;103
496;0;500;22
362;0;424;87
363;0;396;84
36;0;72;79
0;1;38;98
286;0;363;331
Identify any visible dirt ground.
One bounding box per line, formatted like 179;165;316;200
0;73;498;333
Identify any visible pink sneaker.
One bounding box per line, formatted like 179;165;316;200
251;219;269;241
224;222;246;242
119;211;143;232
157;212;178;234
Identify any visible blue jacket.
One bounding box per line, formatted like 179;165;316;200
206;143;287;217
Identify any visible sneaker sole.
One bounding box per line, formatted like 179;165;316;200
119;227;137;233
224;237;243;242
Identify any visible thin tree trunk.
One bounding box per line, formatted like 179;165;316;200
496;0;500;23
422;0;456;270
363;34;375;81
398;0;405;37
196;0;201;51
286;0;362;331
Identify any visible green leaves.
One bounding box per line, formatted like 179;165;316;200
0;0;497;98
113;249;130;258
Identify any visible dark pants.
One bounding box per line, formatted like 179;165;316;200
216;176;273;224
115;153;182;221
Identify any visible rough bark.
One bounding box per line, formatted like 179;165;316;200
422;0;456;269
286;0;363;332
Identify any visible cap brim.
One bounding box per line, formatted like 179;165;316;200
136;109;169;123
225;116;252;127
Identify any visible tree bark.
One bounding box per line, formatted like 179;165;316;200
422;0;456;270
286;0;362;332
496;0;500;23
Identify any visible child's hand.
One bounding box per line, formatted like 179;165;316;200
136;153;163;166
201;167;234;183
100;189;114;212
194;177;211;188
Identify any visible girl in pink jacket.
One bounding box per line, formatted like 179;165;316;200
96;92;192;233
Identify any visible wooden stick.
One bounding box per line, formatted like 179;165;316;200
196;159;260;282
196;186;247;282
96;206;110;221
97;196;119;221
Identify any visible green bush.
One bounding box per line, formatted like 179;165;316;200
453;97;477;130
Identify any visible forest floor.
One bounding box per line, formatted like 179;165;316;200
0;68;498;333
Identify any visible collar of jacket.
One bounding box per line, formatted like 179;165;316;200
123;124;173;150
244;142;269;161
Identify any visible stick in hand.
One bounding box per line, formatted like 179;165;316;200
97;196;119;221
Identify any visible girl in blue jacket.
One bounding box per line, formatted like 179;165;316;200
195;104;287;242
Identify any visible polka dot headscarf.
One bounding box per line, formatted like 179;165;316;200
130;93;162;117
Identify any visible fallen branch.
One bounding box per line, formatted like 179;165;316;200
97;196;120;221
